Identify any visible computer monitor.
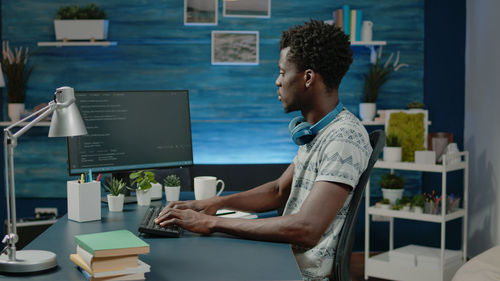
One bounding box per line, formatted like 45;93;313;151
66;90;193;175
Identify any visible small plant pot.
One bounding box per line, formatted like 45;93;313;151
359;103;376;121
8;103;25;122
107;194;124;212
136;189;152;206
151;183;162;200
54;19;109;41
383;146;402;162
165;186;181;202
380;204;390;210
413;206;423;213
381;188;404;205
402;205;411;212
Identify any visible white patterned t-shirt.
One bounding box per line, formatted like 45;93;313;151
283;108;372;281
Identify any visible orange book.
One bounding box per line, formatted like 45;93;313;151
77;245;138;273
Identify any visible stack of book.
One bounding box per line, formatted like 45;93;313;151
69;229;150;281
333;4;363;42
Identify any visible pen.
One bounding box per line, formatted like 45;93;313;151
80;173;84;183
89;169;93;182
96;174;102;182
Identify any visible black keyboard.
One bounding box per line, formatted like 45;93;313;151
138;206;183;238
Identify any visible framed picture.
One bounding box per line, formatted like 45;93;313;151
211;31;259;65
184;0;218;26
223;0;271;18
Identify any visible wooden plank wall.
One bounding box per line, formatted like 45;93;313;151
2;0;423;197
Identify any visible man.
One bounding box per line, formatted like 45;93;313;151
155;19;372;280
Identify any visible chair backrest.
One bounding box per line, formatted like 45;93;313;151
332;129;385;281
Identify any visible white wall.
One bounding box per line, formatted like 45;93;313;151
465;0;500;257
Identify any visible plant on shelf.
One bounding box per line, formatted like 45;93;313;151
103;177;127;212
1;41;32;121
164;174;181;202
383;132;402;162
378;198;390;209
54;3;109;41
406;101;425;110
56;3;107;19
130;170;157;206
359;48;409;121
379;173;405;205
411;194;425;213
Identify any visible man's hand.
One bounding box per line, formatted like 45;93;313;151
154;208;216;235
160;198;220;217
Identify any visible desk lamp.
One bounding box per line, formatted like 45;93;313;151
0;86;87;273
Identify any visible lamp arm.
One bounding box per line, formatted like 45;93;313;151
7;102;56;141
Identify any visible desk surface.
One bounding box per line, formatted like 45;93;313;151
6;201;301;280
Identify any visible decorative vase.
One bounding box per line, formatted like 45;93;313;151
136;189;152;206
381;188;404;205
107;194;124;212
151;183;162;200
383;146;402;162
54;19;109;41
359;103;376;121
165;186;181;202
8;103;25;122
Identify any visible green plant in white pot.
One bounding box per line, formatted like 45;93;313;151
379;173;405;205
383;133;402;162
164;174;181;202
103;177;126;212
130;170;157;206
359;49;408;121
54;3;109;41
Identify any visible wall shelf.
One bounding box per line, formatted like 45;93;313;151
37;41;117;47
351;40;387;46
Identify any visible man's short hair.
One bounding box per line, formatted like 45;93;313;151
280;19;353;90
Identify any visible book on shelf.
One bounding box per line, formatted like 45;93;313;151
77;266;146;281
350;10;357;42
77;245;139;273
342;4;350;35
75;229;150;258
333;9;343;31
355;10;363;41
70;253;150;278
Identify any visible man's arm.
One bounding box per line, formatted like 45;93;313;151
160;163;294;216
155;180;350;248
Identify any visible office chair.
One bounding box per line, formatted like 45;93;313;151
331;129;385;281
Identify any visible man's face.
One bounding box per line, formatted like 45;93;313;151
275;47;305;113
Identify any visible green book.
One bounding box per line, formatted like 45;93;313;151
75;229;150;258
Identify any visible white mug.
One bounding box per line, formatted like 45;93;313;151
194;176;225;200
361;20;373;42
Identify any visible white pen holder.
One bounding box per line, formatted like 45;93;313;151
67;180;101;222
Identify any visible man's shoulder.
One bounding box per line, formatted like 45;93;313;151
326;109;368;139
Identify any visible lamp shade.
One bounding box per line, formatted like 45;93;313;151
48;86;87;137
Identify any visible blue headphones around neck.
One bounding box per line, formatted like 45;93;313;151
288;102;344;146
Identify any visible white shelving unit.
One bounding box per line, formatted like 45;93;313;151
364;152;469;281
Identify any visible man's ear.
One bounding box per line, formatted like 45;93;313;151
304;69;315;88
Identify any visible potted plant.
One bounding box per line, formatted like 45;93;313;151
379;173;405;205
383;132;402;162
130;170;157;206
164;174;181;202
1;41;32;121
103;177;126;212
411;194;425;213
379;198;390;209
359;50;408;121
399;197;412;211
54;3;108;41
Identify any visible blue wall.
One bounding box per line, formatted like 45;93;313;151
2;0;424;197
0;0;467;253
